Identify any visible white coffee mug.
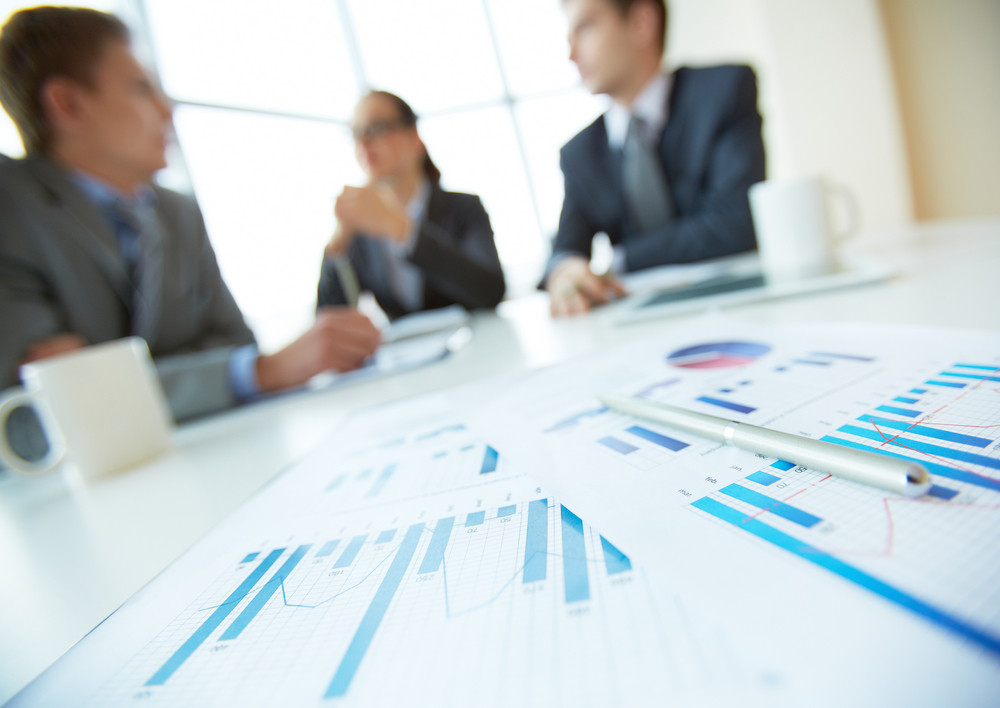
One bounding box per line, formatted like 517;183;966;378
749;176;857;281
0;337;173;477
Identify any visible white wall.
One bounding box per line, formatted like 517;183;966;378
667;0;913;239
881;0;1000;220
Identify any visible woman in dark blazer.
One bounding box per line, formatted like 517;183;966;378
317;91;505;320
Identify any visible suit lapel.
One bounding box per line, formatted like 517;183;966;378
582;118;626;235
25;158;135;313
659;68;685;196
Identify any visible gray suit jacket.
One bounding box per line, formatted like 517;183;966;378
0;156;256;423
317;185;505;321
548;65;766;276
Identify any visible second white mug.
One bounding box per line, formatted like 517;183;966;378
749;176;857;281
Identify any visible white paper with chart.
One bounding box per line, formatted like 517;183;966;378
454;316;1000;705
10;394;784;707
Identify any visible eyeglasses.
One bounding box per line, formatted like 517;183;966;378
351;119;410;142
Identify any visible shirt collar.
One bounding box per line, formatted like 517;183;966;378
605;71;673;149
70;169;155;211
406;178;431;222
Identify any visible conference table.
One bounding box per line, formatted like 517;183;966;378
0;219;997;703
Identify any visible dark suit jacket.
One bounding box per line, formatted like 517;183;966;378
317;184;505;320
548;64;766;276
0;156;256;422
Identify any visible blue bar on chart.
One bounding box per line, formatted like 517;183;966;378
874;405;922;418
240;552;259;564
366;464;396;498
955;363;1000;371
325;474;348;492
333;535;368;569
460;444;474;452
893;397;919;405
926;380;966;388
375;529;396;544
417;424;464;440
598;435;638;455
771;459;796;471
858;415;993;448
432;451;447;459
691;496;1000;656
910;388;927;394
600;536;632;575
940;371;1000;383
809;351;875;362
316;540;340;558
324;524;426;699
497;505;516;518
927;485;960;501
480;446;499;474
696;396;756;414
523;499;548;583
720;484;822;528
546;407;607;432
466;511;486;527
146;548;285;686
837;425;1000;470
794;358;831;366
625;425;689;452
560;506;590;603
221;544;311;640
820;435;1000;492
748;470;780;486
417;517;455;574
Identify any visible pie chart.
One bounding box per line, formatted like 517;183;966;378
666;341;771;369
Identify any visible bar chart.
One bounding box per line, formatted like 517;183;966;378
83;493;753;706
688;359;1000;655
296;400;522;515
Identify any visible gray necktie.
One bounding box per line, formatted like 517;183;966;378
622;114;673;234
109;198;160;335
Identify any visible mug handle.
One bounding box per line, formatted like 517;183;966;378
826;183;859;246
0;388;66;474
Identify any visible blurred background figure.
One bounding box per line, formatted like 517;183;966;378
545;0;765;316
318;91;505;321
0;6;380;431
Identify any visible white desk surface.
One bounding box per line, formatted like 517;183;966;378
1;219;998;702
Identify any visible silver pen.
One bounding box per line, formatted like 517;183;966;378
599;393;931;497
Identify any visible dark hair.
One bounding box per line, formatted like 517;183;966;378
0;6;130;155
364;89;441;186
588;0;669;56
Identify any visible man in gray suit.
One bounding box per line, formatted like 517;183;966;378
546;0;765;315
0;7;379;430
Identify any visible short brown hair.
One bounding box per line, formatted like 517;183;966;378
600;0;669;56
0;6;129;155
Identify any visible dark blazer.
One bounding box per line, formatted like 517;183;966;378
0;156;256;422
317;184;505;320
549;64;766;275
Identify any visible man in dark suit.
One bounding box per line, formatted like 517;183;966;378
0;7;379;425
547;0;765;316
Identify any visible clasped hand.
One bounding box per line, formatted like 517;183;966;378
327;184;411;256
